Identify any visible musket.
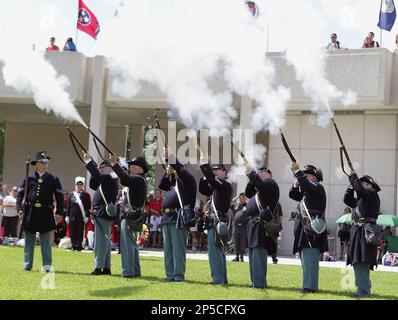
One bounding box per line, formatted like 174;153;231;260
279;128;297;163
18;153;30;238
65;123;88;163
227;134;249;165
331;117;354;176
86;127;116;156
153;113;167;170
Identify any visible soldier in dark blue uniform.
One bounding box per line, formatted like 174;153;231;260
199;153;232;285
344;170;381;298
289;163;327;293
16;151;64;272
230;193;248;262
65;177;91;251
244;166;280;288
83;153;119;275
109;154;148;278
158;147;196;282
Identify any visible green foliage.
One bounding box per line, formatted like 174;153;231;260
0;247;397;300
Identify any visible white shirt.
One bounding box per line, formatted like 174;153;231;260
3;195;17;217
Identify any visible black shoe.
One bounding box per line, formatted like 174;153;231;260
240;255;244;262
91;268;103;276
300;288;317;294
232;256;239;262
122;275;134;279
353;292;370;298
23;268;31;272
102;268;111;275
273;259;278;264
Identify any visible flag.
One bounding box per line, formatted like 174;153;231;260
378;0;396;31
77;0;100;39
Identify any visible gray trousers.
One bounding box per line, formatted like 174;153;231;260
120;219;141;277
162;223;187;281
94;218;112;270
249;247;268;288
233;224;247;256
207;228;228;285
300;248;320;291
24;231;52;270
353;263;371;295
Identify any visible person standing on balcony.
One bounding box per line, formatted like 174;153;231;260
362;32;380;48
46;37;60;51
326;33;344;50
63;37;77;52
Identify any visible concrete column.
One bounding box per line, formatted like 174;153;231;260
86;56;107;190
130;124;145;158
236;95;255;194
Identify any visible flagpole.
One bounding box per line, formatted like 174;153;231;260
379;0;383;47
75;0;79;49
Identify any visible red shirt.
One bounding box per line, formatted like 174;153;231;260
149;197;163;215
46;45;59;51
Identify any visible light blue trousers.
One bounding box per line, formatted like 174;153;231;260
207;228;228;285
353;263;371;295
249;247;268;288
162;223;187;281
24;231;52;270
94;218;112;270
300;248;321;291
120;219;141;277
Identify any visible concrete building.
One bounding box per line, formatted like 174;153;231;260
1;48;397;255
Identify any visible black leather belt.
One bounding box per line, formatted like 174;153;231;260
93;205;106;210
28;203;53;209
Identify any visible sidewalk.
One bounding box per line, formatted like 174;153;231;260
131;248;398;273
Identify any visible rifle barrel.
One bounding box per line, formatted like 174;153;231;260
331;118;354;170
279;129;297;163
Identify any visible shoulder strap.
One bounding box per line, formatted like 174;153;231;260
99;185;108;205
256;193;279;216
73;191;86;220
174;181;184;209
211;196;220;221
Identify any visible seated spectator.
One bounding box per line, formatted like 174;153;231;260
326;33;344;50
362;32;379;48
63;37;77;52
46;37;60;51
2;187;19;246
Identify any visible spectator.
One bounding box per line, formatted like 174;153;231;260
231;193;248;262
362;32;379;48
63;37;77;52
246;1;258;17
326;33;344;50
149;189;163;248
2;187;19;246
46;37;60;51
0;184;9;198
65;178;91;251
337;207;352;260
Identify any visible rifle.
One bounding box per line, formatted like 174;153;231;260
279;128;297;163
331;117;354;176
65;123;115;163
153;113;167;170
18;153;30;239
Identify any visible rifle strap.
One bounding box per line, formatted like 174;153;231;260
92;137;106;162
339;146;350;177
68;132;85;163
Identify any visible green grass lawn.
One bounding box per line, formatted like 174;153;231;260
0;246;397;300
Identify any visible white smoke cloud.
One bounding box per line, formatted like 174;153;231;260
0;4;86;127
259;0;357;127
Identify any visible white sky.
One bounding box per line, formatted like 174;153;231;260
0;0;397;56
